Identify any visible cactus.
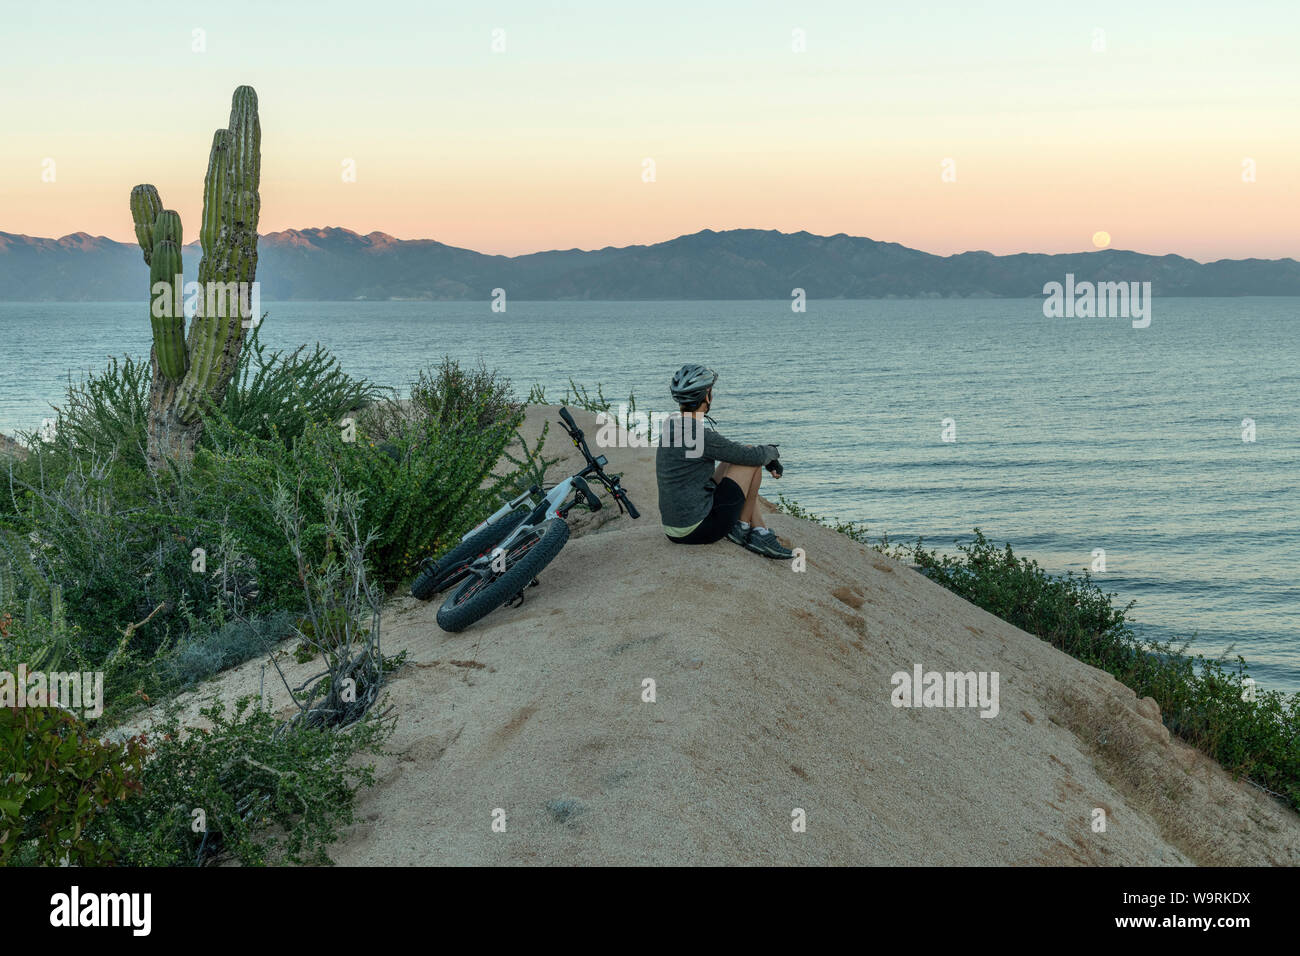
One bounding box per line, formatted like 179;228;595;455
148;239;188;380
129;86;261;466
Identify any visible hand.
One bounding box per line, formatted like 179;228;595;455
766;459;783;478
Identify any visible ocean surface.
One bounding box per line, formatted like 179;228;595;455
1;299;1297;692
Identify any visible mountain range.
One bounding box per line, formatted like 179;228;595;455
2;227;1298;301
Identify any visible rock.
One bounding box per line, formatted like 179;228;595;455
1135;696;1161;722
0;432;28;461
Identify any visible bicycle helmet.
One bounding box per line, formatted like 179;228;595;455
670;364;718;406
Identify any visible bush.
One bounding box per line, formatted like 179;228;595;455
163;610;294;691
0;706;145;866
0;347;535;737
0;338;384;680
220;333;385;447
42;354;152;471
409;356;516;431
499;420;563;499
0;450;219;662
268;468;389;728
340;411;524;585
776;494;872;544
97;697;390;866
20;329;381;470
203;366;526;591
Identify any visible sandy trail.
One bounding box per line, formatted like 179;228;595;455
141;406;1300;865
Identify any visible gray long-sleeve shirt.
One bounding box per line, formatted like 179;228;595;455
656;414;778;533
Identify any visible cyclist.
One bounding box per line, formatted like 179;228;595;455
655;364;793;559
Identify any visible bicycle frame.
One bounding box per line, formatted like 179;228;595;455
442;406;638;587
461;477;582;564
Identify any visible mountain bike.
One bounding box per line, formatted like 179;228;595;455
411;407;641;632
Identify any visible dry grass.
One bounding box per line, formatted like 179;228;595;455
1048;684;1297;866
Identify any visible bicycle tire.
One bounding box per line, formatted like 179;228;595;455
411;508;529;600
436;517;570;632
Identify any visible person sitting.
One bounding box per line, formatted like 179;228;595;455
655;364;793;559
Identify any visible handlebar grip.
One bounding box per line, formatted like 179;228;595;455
559;407;577;429
572;475;601;512
621;494;640;519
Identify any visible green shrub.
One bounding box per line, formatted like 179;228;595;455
98;697;391;866
500;420;563;498
220;333;385;447
776;494;872;544
0;339;381;678
18;330;381;471
342;412;524;584
42;354;151;471
204;391;524;592
560;378;614;414
0;706;145;866
0;451;220;661
0;348;534;732
162;610;294;691
410;356;516;431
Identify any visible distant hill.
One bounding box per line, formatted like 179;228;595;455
2;227;1298;301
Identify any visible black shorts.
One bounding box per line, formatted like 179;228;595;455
666;477;745;545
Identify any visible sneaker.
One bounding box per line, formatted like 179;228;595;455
745;527;794;559
726;521;751;546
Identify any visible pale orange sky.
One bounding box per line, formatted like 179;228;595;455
2;0;1297;261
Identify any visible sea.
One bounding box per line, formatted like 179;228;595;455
1;298;1296;692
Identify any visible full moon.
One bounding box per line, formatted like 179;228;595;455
1092;231;1111;248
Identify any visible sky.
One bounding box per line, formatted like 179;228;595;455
1;0;1297;260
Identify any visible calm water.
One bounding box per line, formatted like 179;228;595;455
2;299;1297;692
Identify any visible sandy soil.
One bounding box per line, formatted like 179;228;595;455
134;406;1300;865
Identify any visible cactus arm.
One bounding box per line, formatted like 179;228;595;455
197;129;230;276
148;239;188;381
225;85;262;284
153;209;183;247
129;185;163;265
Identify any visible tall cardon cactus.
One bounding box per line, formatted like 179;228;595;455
130;85;261;466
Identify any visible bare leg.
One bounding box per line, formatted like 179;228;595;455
714;463;763;526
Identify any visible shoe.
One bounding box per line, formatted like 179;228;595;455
726;521;751;546
745;527;793;559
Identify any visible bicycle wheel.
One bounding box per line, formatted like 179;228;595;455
436;518;570;632
411;508;529;600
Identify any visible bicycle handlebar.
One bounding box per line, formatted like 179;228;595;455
558;406;640;519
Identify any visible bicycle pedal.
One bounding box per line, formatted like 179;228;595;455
505;590;527;608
